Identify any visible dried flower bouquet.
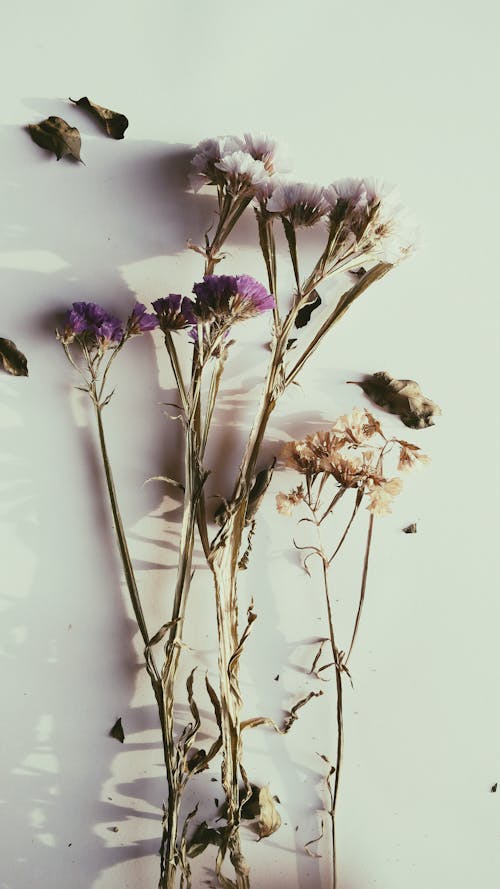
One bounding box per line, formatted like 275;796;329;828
57;132;423;889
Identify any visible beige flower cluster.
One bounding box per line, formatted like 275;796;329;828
277;408;428;517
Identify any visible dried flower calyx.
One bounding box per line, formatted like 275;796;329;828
348;371;441;429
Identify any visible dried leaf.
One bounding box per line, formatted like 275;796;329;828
109;717;124;743
348;371;441;429
27;116;82;162
70;96;129;139
0;338;28;376
256;785;281;839
245;458;276;523
187;821;224;858
402;522;417;534
295;290;322;329
146;618;180;647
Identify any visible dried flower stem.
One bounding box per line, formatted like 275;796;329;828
345;514;374;664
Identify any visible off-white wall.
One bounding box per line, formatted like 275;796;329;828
1;2;499;888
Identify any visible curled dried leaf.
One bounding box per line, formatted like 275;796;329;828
256;785;281;839
0;338;28;376
70;96;129;139
27;117;82;162
348;371;441;429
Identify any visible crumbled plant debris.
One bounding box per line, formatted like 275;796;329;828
109;717;125;743
402;523;417;534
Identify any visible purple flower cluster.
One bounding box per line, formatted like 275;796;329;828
60;301;158;347
63;302;124;345
152;276;274;341
126;302;159;335
152;295;196;333
192;274;275;323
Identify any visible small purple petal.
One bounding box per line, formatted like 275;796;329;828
126;302;159;335
152;295;196;332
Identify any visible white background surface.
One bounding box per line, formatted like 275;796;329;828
1;2;499;888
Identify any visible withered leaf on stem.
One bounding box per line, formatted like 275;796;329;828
295;290;322;329
70;97;129;140
27;117;82;162
186;821;224;858
0;338;28;376
109;717;125;743
348;371;441;429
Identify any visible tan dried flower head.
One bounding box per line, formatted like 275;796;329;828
396;439;431;471
366;476;403;515
332;407;379;447
276;485;304;516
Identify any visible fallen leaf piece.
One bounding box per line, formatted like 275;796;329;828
295;290;322;329
27;117;82;161
491;783;497;793
0;338;28;376
349;371;441;429
402;523;417;534
109;717;125;743
241;785;281;838
70;96;128;139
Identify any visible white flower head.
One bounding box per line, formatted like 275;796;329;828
362;180;418;263
266;181;330;227
189;135;244;191
215;150;271;198
242;132;292;175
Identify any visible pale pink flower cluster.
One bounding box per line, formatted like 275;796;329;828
191;133;417;263
276;408;429;517
190;133;290;198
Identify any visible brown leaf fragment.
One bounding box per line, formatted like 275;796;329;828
348;371;441;429
0;338;28;376
402;522;417;534
491;783;497;793
27;117;82;162
70;96;129;139
109;717;125;743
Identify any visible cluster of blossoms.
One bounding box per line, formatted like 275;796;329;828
191;132;416;265
57;301;158;349
276;408;429;517
152;274;274;348
189;133;290;197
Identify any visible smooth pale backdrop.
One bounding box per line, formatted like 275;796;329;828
1;2;498;888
